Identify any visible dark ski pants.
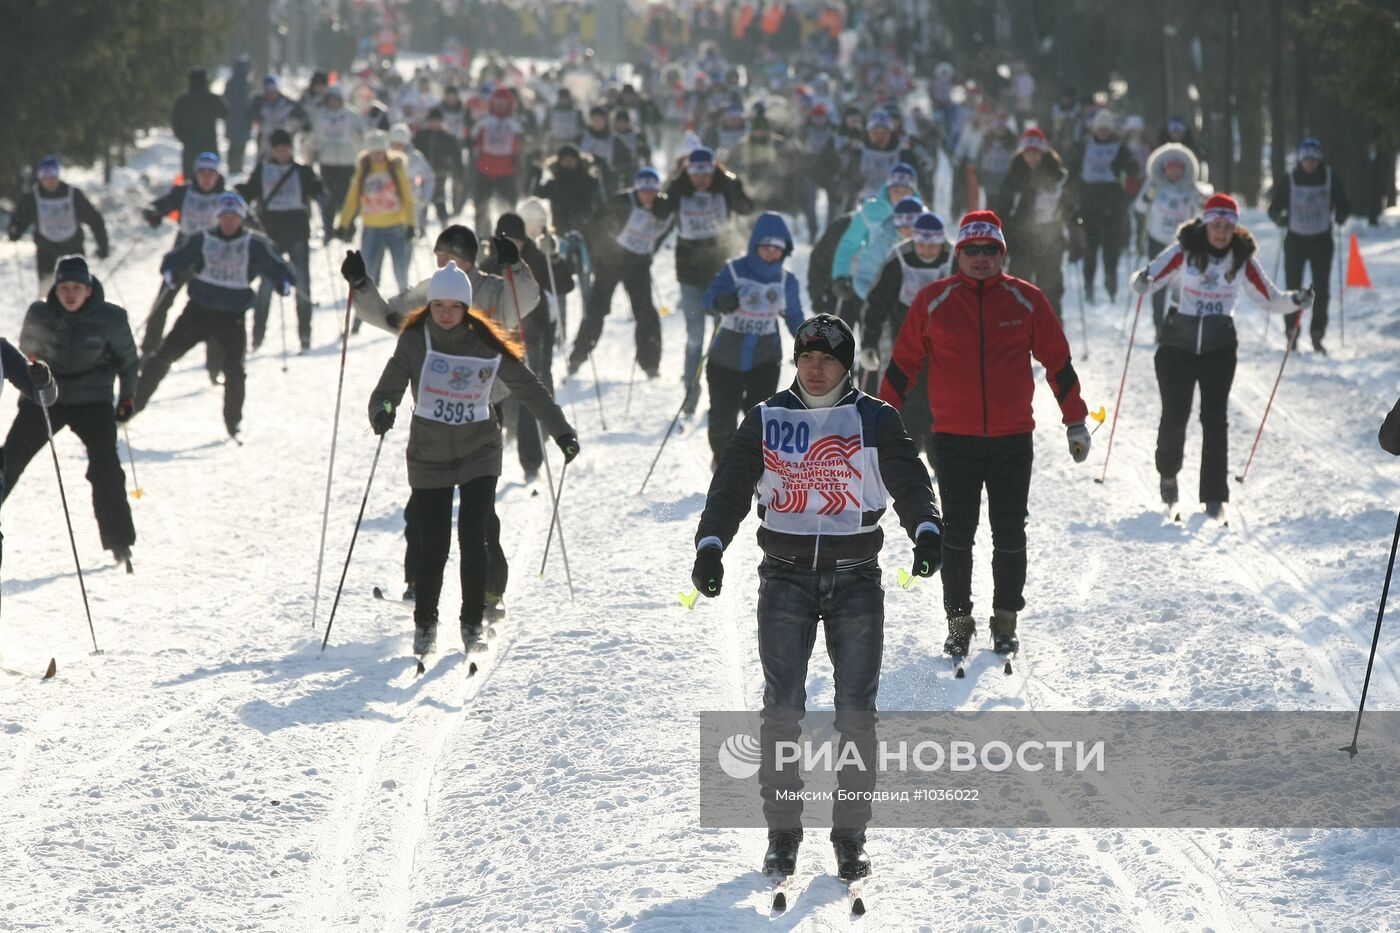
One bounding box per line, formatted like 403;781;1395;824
707;359;780;462
515;311;556;476
757;556;882;839
1283;231;1333;347
142;264;222;377
253;238;312;349
135;303;248;434
1154;344;1236;503
1011;244;1065;320
570;254;660;374
1080;201;1127;299
405;475;499;629
1;399;136;552
930;432;1034;619
1148;237;1169;338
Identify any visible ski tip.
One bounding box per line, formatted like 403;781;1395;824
954;666;966;679
415;659;426;676
125;559;134;574
42;658;57;680
372;586;385;600
1003;660;1014;675
1092;477;1105;485
851;897;867;916
468;661;479;676
771;893;787;913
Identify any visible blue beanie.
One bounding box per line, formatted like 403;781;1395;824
893;197;924;225
687;147;715;173
37;155;61;178
216;192;247;218
912;211;946;244
194;151;220;172
634;167;661;191
887;162;917;188
1298;137;1323;160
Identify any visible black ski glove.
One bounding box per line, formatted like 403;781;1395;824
712;291;741;313
115;398;136;423
95;243;110;260
911;530;942;578
341;249;368;288
491;234;520;266
143;208;162;228
556;433;580;463
28;359;52;390
832;277;855;300
692;546;724;597
371;401;395;435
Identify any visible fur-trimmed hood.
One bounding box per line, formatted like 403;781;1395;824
1147;142;1201;191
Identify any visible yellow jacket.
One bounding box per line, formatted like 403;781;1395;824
340;151;415;229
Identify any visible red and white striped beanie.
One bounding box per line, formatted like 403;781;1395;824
955;210;1006;252
1202;193;1239;225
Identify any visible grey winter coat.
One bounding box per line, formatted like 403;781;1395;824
369;315;571;488
20;278;139;405
351;260;541;334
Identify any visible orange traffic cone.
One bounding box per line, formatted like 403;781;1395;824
1346;233;1371;288
167;171;183;223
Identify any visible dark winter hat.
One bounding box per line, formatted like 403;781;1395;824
54;254;91;286
687;147;716;174
912;211;946;245
886;162;917;189
612;108;632;123
893;196;924;227
556;144;580;161
495;212;526;241
1166;115;1188;135
1298;137;1323;161
216;192;248;219
36;155;61;179
435;225;479;262
792;314;855;372
589;105;608;118
955;210;1006;252
428;106;444;121
194;151;220;172
311;71;328;87
867;110;894;130
1202;193;1239;225
633;167;662;191
270;128;293;148
263;74;279;88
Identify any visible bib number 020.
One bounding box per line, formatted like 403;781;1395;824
764;419;810;454
433;398;478;424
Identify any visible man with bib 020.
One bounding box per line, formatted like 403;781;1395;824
690;313;942;885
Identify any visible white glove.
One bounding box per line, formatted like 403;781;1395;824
858;347;881;372
1067;421;1090;463
1131;269;1151;295
1292;286;1315;311
546;292;562;325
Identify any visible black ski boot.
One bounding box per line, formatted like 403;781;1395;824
763;831;800;876
1160;474;1178;505
1206;501;1227;523
483;592;505;623
402;583;416;602
461;619;484;651
413;616;437;656
990;609;1019;654
944;615;975;657
833;836;871;881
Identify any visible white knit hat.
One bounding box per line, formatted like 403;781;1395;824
389;123;411;147
365;130;389;152
427;260;473;307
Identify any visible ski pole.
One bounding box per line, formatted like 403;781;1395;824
1340;506;1400;757
36;381;102;655
1079;273;1092;360
278;292;289;372
122;423;143;499
1236;300;1309;484
320;430;386;651
1095;289;1146;485
311;287;356;630
638;330;720;495
102;236;143;283
625;358;638;416
1266;242;1283;342
1336;226;1345;349
537;448;576;601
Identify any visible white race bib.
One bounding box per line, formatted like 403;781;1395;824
720;265;784;336
1032;184;1063;226
1177;259;1238;318
1289;171;1331;236
1148;187;1196;243
480;119;517;157
415;330;499;426
678;191;727;241
1080;140;1120;184
35;188;78;242
614;205;663;255
262;162;304;212
756;404;885;536
179;189;222;235
897;252;943;307
195;233;252;290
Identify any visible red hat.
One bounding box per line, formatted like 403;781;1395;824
1020;126;1048;150
489;87;514;116
955;210;1006;252
1202;193;1239;225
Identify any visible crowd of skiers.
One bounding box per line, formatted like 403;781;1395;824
0;41;1360;886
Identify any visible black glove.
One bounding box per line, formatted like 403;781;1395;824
337;223;356;241
911;530;942;578
492;233;520;266
832;277;855;300
406;225;416;240
712;291;741;313
556;433;580;463
115;398;135;423
371;401;395;435
143;208;162;228
27;359;52;390
95;244;110;260
692;546;724;597
384;310;403;330
341;249;368;288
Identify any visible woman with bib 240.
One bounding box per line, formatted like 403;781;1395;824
368;262;579;659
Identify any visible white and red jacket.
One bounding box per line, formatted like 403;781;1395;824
472;116;522;179
879;270;1088;437
1145;220;1298;354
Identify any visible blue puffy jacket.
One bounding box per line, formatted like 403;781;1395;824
702;211;804;372
832;182;922;300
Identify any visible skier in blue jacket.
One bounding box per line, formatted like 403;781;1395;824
701;212;805;464
831;162;921;304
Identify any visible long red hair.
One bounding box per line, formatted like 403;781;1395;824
401;303;524;360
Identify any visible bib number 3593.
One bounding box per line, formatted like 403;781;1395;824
432;398;479;424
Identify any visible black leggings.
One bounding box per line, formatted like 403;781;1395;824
1154;344;1236;503
404;476;502;627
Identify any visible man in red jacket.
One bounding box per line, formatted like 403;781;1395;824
878;210;1091;662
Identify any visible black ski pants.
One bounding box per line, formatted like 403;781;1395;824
570;254;661;374
515;310;555;476
930;432;1034;619
1154;344;1236;503
707;359;780;462
135;303;247;434
1283;231;1333;346
1;399;136;552
404;476;507;625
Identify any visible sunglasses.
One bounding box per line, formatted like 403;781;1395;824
961;243;1002;257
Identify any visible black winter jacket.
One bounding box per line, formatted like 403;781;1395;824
20;279;139;405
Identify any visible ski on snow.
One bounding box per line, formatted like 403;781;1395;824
374;586;488;676
766;869;793;915
950;648;1017;678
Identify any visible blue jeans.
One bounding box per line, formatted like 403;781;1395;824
254;238;312;347
679;282;709;412
756;556;883;839
361;225;411;295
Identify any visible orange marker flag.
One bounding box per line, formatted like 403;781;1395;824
1346;233;1371;288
